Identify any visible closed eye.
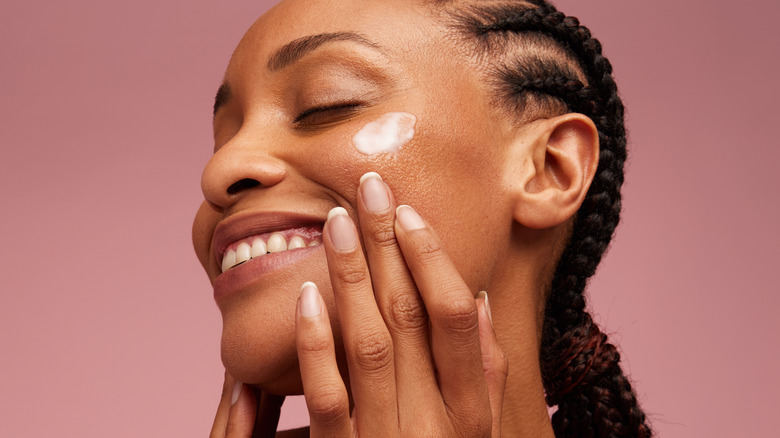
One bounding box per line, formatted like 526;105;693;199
294;102;362;124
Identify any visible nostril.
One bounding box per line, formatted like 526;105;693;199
226;178;261;195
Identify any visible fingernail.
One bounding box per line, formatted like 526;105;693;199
300;281;321;317
360;172;390;213
396;205;426;231
327;207;357;250
478;291;493;327
231;381;243;406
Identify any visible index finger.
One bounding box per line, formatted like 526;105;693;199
355;173;438;409
322;207;399;435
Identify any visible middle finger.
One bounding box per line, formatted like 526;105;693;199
355;173;439;407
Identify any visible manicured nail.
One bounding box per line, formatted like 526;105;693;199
327;206;348;221
300;281;321;317
360;172;390;213
231;381;243;406
396;205;426;231
327;207;357;250
478;291;493;327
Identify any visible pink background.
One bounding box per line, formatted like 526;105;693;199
1;0;778;436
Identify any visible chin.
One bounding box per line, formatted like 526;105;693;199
213;242;334;390
216;258;341;397
220;314;303;392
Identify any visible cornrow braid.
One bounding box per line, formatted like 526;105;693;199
446;1;651;437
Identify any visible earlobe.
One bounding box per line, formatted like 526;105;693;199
510;113;599;230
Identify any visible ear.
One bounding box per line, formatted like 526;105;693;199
510;113;599;229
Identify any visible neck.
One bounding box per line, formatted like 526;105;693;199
490;295;555;437
488;236;557;437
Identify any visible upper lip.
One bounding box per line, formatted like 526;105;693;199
212;210;327;264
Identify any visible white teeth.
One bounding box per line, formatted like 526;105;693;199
236;242;251;265
221;233;323;272
267;233;287;253
288;236;305;250
221;248;236;273
251;238;267;258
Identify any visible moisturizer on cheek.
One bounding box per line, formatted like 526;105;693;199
352;112;416;155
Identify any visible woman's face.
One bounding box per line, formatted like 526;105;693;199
193;0;519;392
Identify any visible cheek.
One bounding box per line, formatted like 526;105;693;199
385;116;511;290
294;116;422;205
192;201;220;278
352;112;416;155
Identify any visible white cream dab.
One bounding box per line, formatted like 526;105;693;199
353;112;416;155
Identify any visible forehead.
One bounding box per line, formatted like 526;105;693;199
227;0;444;76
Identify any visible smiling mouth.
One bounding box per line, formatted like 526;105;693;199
220;227;324;272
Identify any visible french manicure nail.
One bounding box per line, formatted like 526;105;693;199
396;205;426;231
327;206;348;221
360;172;390;212
479;290;493;327
300;281;321;317
327;207;357;250
231;381;243;406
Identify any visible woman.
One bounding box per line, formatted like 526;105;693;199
193;0;652;436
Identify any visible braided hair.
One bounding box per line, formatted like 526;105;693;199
440;1;652;436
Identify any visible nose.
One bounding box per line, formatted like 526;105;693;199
201;136;287;208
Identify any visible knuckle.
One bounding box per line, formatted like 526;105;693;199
410;235;446;264
387;292;428;332
436;298;479;334
334;263;369;286
366;222;398;248
307;390;349;425
297;331;331;356
351;331;393;372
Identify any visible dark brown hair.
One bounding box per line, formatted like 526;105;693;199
443;1;652;436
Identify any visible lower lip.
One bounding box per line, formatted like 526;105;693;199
213;245;323;303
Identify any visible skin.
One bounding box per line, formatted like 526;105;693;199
192;0;600;435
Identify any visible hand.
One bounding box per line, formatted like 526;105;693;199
295;172;508;436
210;370;286;438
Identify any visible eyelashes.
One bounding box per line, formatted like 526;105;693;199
293;102;363;125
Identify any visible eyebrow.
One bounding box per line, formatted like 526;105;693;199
213;32;382;116
267;32;382;71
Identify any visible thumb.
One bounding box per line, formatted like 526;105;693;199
477;291;508;437
210;371;236;438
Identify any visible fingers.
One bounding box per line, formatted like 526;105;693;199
210;372;284;438
225;383;258;438
356;173;437;408
477;291;508;438
322;208;399;434
393;204;491;431
210;371;234;438
209;373;257;438
295;281;353;437
311;175;503;437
